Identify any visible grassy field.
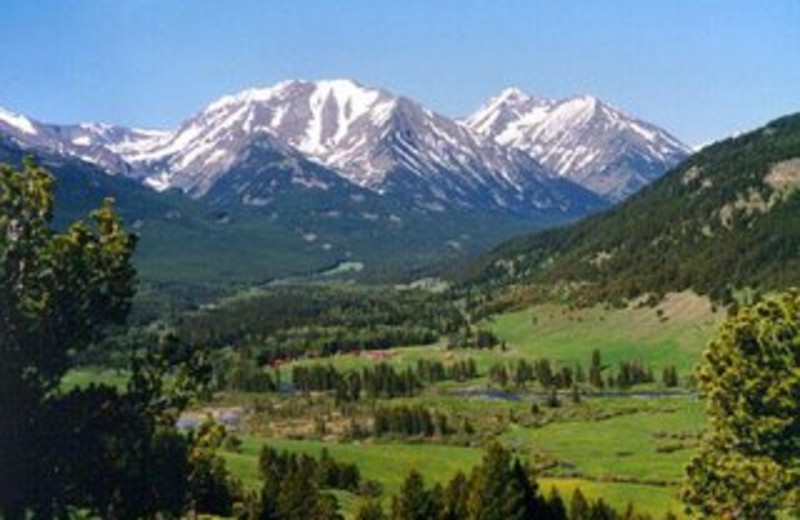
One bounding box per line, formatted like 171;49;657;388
223;430;688;518
61;368;129;391
484;292;723;374
225;436;482;493
222;397;704;518
280;292;722;383
504;398;705;482
214;295;719;517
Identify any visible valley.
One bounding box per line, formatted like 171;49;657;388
59;109;800;518
2;32;798;519
67;287;720;518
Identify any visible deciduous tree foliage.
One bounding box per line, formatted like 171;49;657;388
682;290;800;518
0;160;233;519
0;159;136;517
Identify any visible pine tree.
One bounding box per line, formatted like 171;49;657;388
392;470;438;520
544;486;567;520
441;471;469;520
356;498;387;520
466;443;541;520
569;488;590;520
589;350;604;389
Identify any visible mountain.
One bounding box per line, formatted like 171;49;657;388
9;79;714;292
464;112;800;307
0;134;343;291
0;120;555;292
122;79;603;218
464;88;690;201
0;105;168;176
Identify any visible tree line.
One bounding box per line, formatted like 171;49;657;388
355;443;669;520
487;350;679;391
291;359;482;402
372;405;455;438
175;284;467;360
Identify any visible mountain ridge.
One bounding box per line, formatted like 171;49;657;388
119;79;603;218
0;78;686;213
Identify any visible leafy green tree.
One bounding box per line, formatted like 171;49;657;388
682;291;800;518
0;159;135;517
188;420;240;516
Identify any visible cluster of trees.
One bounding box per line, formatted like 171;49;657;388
355;443;662;520
446;327;502;350
176;284;467;360
613;359;655;388
291;359;483;402
372;405;454;438
660;366;679;388
0;160;239;519
292;363;422;401
416;359;478;382
253;445;362;520
488;358;579;389
210;348;282;393
487;351;671;392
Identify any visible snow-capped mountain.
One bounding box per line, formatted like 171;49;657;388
0;105;168;176
121;79;602;216
0;81;695;280
465;88;691;201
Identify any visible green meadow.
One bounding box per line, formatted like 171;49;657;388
485;292;722;373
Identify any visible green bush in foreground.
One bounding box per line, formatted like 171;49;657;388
683;290;800;518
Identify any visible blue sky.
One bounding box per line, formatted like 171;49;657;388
0;0;797;146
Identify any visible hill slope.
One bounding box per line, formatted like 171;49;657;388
0;137;341;288
0;136;560;295
464;113;800;307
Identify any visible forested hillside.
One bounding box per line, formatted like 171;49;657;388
463;113;800;309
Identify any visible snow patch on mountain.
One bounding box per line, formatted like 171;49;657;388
0;107;38;135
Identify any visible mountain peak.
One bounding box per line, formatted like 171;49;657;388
496;87;531;103
466;89;690;201
0;105;39;135
564;94;600;110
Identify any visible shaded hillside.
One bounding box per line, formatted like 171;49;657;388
463;113;800;309
0;137;338;291
0;137;559;307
